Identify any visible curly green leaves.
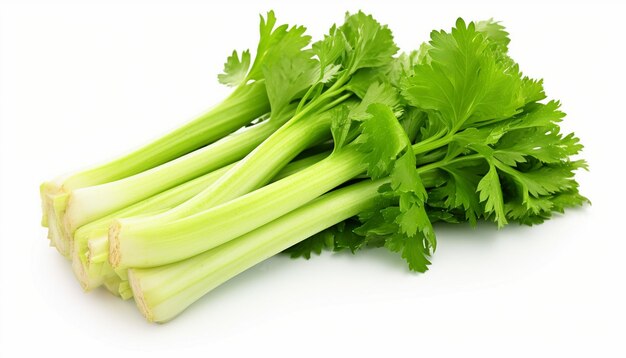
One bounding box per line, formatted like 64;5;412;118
255;11;401;118
398;19;586;229
358;104;411;178
263;51;318;116
286;17;587;272
312;11;399;87
218;11;284;87
319;102;438;272
401;18;524;132
476;18;511;52
331;82;400;152
218;50;251;87
284;220;364;259
477;163;507;227
312;25;344;81
249;11;312;82
356;104;435;272
218;10;317;116
340;11;399;74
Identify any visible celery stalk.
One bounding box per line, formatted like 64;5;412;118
70;82;269;189
40;81;269;226
111;144;366;268
110;131;458;268
117;107;338;231
64;115;288;234
72;152;329;290
127;178;383;322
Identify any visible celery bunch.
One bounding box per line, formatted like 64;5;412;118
41;12;587;323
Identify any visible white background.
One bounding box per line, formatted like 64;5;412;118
1;0;624;356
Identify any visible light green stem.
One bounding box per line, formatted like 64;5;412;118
111;145;367;268
64;115;287;233
127;178;383;323
64;81;270;189
72;152;329;290
40;81;269;230
133;108;338;223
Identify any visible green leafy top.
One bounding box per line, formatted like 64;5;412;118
402;18;525;132
286;17;587;273
218;10;316;113
312;12;398;78
339;11;399;74
221;11;402;120
217;50;251;87
476;18;511;52
360;104;435;271
330;82;401;152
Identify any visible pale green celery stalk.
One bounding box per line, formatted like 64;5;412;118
110;144;366;268
42;85;269;259
65;82;269;190
110;133;449;268
40;81;269;226
74;152;329;290
102;275;124;298
116;107;338;233
109;165;440;301
41;85;269;257
45;194;70;255
86;150;326;265
71;166;234;289
119;281;133;300
128;178;384;323
60;112;291;249
108;79;352;262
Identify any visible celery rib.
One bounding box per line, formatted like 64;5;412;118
63;115;286;236
125;108;337;229
40;81;270;255
111;145;367;268
72;152;330;290
65;81;269;189
128;178;383;322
